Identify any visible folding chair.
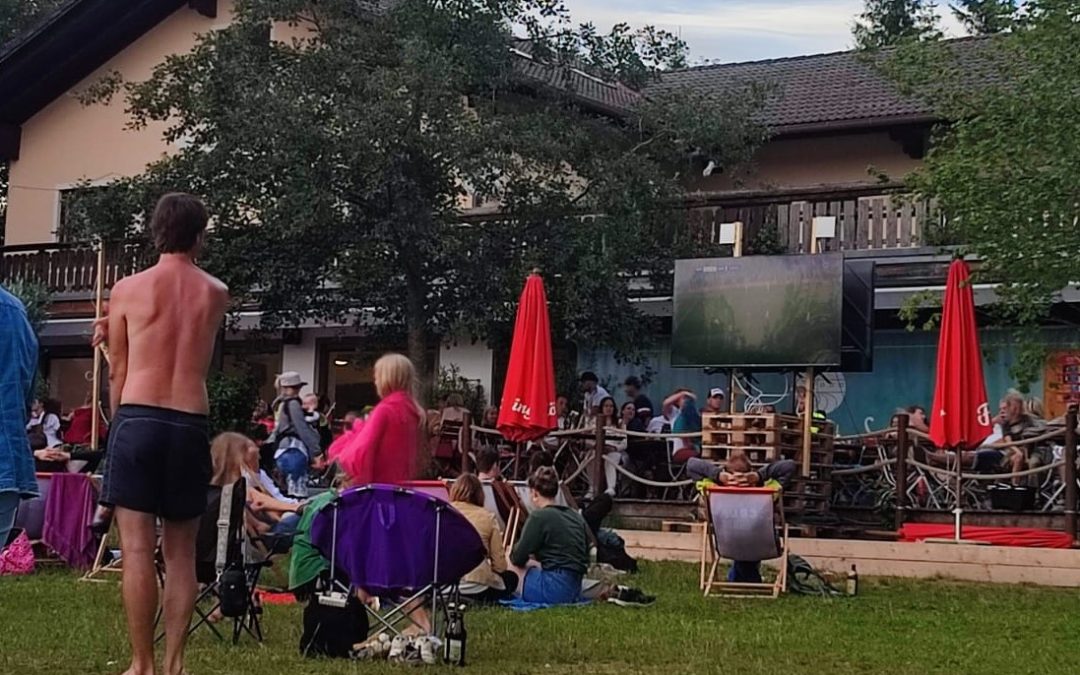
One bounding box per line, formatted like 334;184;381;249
156;477;267;645
401;479;451;503
700;486;788;599
309;484;485;640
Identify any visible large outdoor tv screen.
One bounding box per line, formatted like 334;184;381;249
672;254;843;368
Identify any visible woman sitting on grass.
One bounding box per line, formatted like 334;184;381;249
509;466;590;605
451;474;517;603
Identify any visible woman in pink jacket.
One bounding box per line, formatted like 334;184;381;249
328;353;423;485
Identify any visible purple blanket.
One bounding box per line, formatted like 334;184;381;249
310;484;485;595
42;473;98;569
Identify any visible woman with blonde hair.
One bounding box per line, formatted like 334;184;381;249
327;353;423;485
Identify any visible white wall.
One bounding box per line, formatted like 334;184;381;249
280;333;318;394
439;340;495;400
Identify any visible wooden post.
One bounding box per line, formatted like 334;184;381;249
728;222;744;415
90;243;106;451
800;368;815;477
894;413;909;531
1065;404;1077;545
460;410;473;475
592;414;605;496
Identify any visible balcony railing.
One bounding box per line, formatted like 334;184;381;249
684;192;941;254
0;241;150;296
2;193;937;296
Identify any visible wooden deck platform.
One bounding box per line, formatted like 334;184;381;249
618;529;1080;587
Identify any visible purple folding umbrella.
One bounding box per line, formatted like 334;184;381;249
310;484;485;596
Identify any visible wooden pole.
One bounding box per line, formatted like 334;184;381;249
800;233;821;477
1065;404;1077;545
90;243;106;451
592;414;605;496
894;413;909;531
801;368;815;477
728;222;744;415
460;410;473;475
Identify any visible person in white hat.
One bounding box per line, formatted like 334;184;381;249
704;387;726;414
268;371;321;498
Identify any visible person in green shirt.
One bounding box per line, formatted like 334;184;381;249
288;489;338;596
509;466;589;605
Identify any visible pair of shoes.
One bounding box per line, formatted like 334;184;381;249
607;585;656;607
389;635;439;665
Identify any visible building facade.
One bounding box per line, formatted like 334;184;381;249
2;2;1071;421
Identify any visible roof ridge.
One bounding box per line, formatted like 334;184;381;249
670;34;993;74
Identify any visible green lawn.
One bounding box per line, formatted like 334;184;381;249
2;562;1079;674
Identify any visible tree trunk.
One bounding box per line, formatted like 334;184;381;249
403;270;432;394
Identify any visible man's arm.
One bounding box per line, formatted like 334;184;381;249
107;284;129;415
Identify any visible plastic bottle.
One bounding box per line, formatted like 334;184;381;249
846;564;859;596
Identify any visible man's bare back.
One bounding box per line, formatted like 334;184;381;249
108;256;228;415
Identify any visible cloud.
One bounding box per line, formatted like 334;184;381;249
565;0;966;62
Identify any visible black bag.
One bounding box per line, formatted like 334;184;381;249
219;567;249;618
300;593;370;658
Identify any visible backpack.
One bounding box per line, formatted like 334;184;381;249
786;554;843;596
300;592;370;658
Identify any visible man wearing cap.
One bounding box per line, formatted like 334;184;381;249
704;387;727;414
269;371;321;498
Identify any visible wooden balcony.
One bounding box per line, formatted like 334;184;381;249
0;241;150;296
684;192;941;254
2;192;939;296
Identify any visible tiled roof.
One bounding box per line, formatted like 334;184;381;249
512;49;642;116
646;38;993;132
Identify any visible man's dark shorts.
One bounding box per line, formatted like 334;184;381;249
101;404;211;521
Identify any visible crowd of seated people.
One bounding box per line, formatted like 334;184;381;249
921;389;1048;484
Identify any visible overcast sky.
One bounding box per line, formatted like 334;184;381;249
566;0;966;64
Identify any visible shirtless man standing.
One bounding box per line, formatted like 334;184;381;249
100;193;228;675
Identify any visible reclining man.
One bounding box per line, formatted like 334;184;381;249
686;451;796;583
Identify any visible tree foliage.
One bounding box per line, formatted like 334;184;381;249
853;0;942;49
951;0;1020;34
885;1;1080;386
70;0;765;376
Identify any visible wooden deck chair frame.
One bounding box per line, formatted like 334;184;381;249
699;486;789;599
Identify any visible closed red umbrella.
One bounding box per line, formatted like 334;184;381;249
929;259;993;449
929;258;993;541
497;273;557;443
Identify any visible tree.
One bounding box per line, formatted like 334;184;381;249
952;0;1019;34
853;0;943;49
70;0;765;376
0;0;67;241
885;2;1079;386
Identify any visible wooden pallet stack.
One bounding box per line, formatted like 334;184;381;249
700;413;802;465
699;412;836;518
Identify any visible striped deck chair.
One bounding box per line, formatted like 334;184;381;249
700;486;789;599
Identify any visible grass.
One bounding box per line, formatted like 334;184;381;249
2;562;1080;674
